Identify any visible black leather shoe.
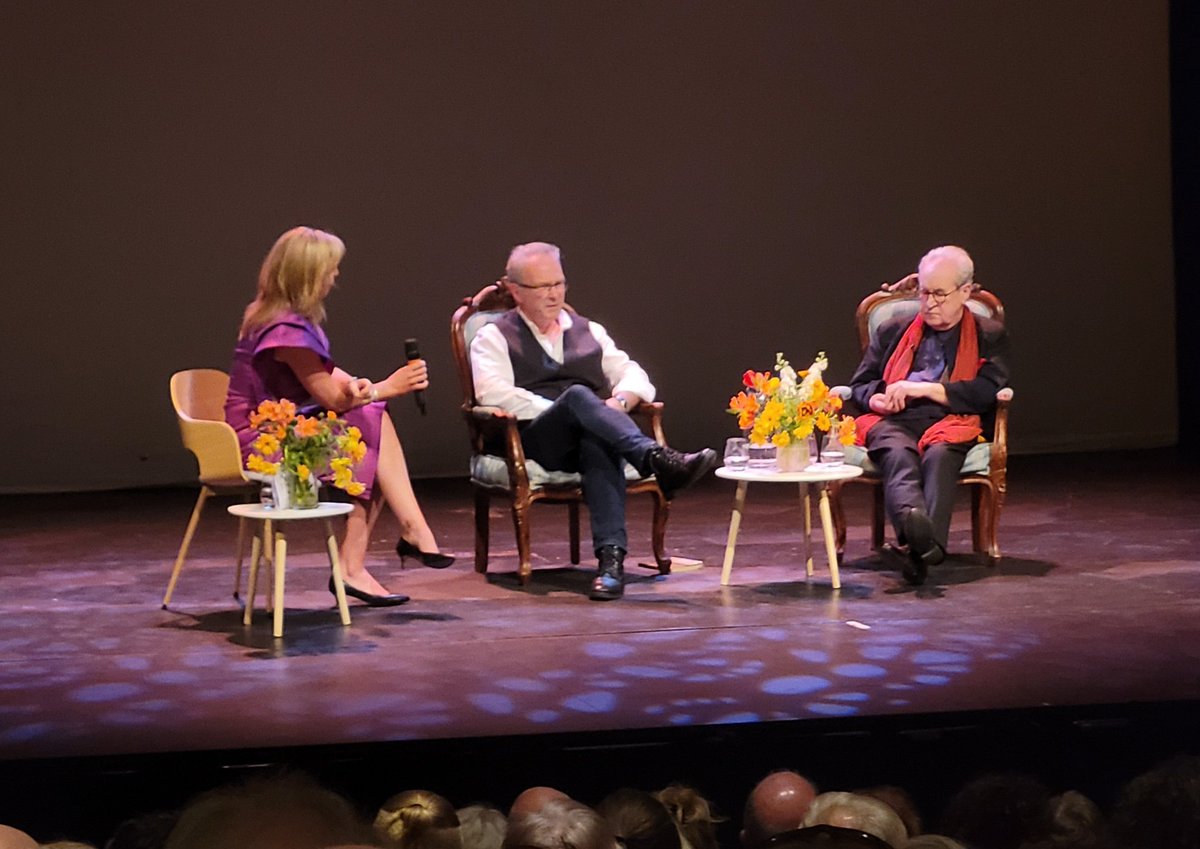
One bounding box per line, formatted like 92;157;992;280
901;507;943;585
648;446;718;499
329;576;409;607
396;538;455;569
589;545;625;601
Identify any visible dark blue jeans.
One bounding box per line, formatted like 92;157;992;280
866;417;971;550
520;385;658;553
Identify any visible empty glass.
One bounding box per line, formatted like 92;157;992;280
723;437;750;469
819;430;846;467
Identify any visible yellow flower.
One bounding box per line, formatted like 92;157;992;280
246;454;278;475
792;419;814;440
345;481;365;497
772;431;791;447
815;412;831;432
253;433;280;456
295;463;310;479
347;426;362;440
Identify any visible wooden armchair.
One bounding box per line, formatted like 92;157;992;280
831;280;1013;561
450;283;672;585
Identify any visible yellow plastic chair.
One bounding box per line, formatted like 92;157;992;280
162;368;262;608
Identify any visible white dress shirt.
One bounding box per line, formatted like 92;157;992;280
470;309;656;421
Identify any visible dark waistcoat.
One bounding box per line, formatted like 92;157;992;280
494;310;611;401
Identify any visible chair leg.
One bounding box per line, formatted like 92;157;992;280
473;489;490;574
568;502;581;565
162;486;211;609
971;486;987;554
511;501;533;586
649;489;671;574
871;485;886;551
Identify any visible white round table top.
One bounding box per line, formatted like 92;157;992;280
715;463;864;483
228;502;355;521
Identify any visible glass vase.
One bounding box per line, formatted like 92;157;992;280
284;468;320;509
776;440;810;472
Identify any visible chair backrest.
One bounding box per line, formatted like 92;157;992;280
855;283;1005;353
170;369;249;486
449;282;578;408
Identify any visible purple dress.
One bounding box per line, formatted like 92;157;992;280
224;310;383;500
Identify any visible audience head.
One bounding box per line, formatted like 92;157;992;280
936;772;1052;849
596;788;681;849
803;793;907;849
915;245;974;331
654;784;723;849
503;242;566;331
503;798;616;849
375;789;461;849
456;804;506;849
760;825;893;849
509;787;571;819
163;771;369;849
103;811;179;849
0;825;37;849
1111;754;1200;849
244;226;345;333
853;786;921;840
900;837;965;849
742;770;819;848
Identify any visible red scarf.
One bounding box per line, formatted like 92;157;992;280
855;309;983;453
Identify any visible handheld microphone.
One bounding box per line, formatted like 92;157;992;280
404;338;427;415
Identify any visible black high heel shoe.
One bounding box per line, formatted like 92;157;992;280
396;538;455;569
328;576;409;607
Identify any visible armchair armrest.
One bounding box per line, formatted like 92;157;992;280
630;401;667;446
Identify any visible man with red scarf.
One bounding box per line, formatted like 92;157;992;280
848;246;1010;585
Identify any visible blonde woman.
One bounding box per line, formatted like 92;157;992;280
224;226;452;606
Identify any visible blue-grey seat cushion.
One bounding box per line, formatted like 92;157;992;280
471;454;648;489
843;442;992;477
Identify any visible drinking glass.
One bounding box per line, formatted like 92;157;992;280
820;430;846;468
723;437;749;469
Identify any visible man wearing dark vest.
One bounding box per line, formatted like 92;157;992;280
848;246;1010;585
470;242;717;600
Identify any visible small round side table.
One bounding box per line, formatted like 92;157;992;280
715;464;863;588
227;501;354;637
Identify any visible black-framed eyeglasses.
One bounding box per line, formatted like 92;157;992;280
917;281;969;304
513;280;568;295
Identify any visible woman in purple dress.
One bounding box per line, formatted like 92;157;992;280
225;226;452;607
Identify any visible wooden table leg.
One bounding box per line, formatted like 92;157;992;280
272;529;287;638
720;481;749;586
243;528;263;626
817;485;841;589
325;519;351;627
801;483;813;579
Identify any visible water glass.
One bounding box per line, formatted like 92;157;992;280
723;437;749;469
820;431;846;468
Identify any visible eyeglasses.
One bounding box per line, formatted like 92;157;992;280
917;281;969;304
513;280;568;295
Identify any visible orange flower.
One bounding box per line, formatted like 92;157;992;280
837;416;857;446
293;416;322;439
728;391;760;429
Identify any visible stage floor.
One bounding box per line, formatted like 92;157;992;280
2;450;1199;763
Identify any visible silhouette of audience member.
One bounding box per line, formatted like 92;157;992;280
936;772;1052;849
803;793;907;848
163;771;370;849
0;825;37;849
1111;754;1200;849
760;825;893;849
901;836;965;849
504;799;616;849
654;784;724;849
104;810;179;849
509;788;571;819
742;771;819;848
853;787;921;841
375;789;462;849
1018;790;1110;849
597;789;681;849
456;804;506;849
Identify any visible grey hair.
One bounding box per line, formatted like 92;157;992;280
506;242;562;285
918;245;974;288
802;792;908;848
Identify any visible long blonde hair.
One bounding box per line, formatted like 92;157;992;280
239;226;345;337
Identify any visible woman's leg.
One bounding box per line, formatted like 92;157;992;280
375;415;441;552
338;491;392;595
